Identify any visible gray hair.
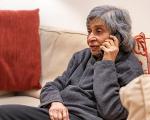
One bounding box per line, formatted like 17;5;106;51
86;5;134;52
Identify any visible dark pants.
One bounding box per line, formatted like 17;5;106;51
0;105;82;120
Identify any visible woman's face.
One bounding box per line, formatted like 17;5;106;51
87;18;110;56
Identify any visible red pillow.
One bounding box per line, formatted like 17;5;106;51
134;32;150;74
0;9;41;91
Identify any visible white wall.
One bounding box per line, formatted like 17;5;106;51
0;0;149;35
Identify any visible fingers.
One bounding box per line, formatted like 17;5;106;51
62;108;69;120
49;111;54;120
102;41;113;48
49;108;69;120
109;35;119;47
57;110;63;120
101;35;119;50
49;110;62;120
100;45;109;52
49;102;70;120
49;110;56;120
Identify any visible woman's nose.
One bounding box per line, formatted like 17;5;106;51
88;32;96;41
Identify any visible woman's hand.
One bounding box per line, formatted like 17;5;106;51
49;102;70;120
100;35;119;62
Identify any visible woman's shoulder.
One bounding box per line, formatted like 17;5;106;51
72;48;91;63
73;48;91;58
116;51;143;73
116;51;144;86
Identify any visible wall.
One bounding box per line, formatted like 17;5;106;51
0;0;149;35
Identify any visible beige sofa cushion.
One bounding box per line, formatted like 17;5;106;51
0;91;12;96
40;26;87;82
120;74;150;120
40;27;61;82
47;31;88;81
20;26;87;98
0;96;39;107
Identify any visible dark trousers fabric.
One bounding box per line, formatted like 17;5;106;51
0;105;82;120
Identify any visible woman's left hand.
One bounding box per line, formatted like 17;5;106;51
100;35;119;62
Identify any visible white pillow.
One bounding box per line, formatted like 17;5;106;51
120;74;150;120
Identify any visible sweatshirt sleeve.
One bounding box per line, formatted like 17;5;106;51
39;54;78;108
93;60;143;120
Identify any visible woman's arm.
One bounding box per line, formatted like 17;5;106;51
93;57;143;120
39;53;78;108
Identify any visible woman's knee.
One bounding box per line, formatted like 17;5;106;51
0;105;31;120
0;105;12;119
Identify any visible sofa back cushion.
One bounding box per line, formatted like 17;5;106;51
39;27;88;84
39;27;60;83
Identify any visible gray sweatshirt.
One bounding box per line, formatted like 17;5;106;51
40;48;143;120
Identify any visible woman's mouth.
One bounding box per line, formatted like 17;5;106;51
90;45;99;51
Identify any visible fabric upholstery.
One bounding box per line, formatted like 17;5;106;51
0;91;10;96
0;9;41;91
0;96;39;107
120;74;150;120
47;31;88;80
21;27;87;98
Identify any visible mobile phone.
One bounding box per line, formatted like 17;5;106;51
112;31;122;46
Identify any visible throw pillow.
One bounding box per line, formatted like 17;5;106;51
0;9;41;91
133;32;150;74
120;74;150;120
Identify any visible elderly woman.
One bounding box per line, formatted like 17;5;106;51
0;5;143;120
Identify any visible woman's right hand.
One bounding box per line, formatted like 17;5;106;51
49;102;70;120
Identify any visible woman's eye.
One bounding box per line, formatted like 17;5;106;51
96;29;102;33
87;30;91;34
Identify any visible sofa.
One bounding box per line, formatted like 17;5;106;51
0;26;88;107
0;25;150;119
1;9;150;120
